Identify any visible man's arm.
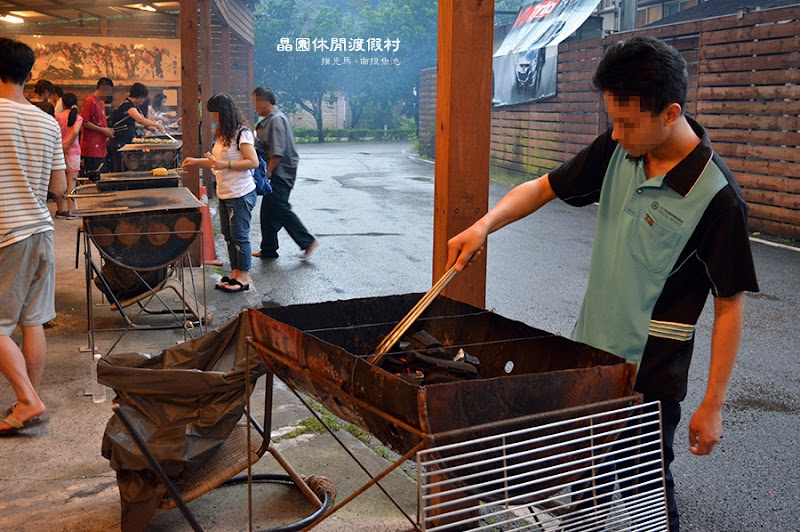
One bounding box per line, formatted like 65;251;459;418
446;174;558;271
48;169;67;199
82;120;114;138
267;155;282;176
687;291;745;456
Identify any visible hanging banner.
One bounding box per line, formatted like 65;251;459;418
492;0;601;107
15;35;181;86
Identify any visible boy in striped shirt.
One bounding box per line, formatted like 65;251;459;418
0;38;67;436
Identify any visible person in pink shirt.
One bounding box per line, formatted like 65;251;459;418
54;92;82;219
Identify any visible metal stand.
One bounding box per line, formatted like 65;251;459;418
246;361;668;532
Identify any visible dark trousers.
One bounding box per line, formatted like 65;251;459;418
659;401;681;532
82;156;106;180
574;400;682;531
258;177;315;256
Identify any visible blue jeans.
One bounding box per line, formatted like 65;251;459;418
218;190;256;272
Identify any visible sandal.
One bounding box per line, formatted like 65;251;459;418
214;276;232;290
219;279;250;293
0;413;44;436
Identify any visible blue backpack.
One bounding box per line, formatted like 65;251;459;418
236;128;271;196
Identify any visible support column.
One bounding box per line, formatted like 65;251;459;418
432;0;494;308
180;0;200;197
199;0;213;157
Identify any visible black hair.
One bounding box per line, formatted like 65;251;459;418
207;92;247;147
96;77;114;88
152;92;167;110
593;36;688;114
53;85;64;98
252;86;276;105
0;38;35;85
129;82;148;99
62;93;79;127
34;79;55;97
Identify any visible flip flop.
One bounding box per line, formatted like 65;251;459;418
214;276;232;290
219;279;250;293
0;413;44;436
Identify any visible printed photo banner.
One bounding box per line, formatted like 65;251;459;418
16;35;181;86
492;0;600;107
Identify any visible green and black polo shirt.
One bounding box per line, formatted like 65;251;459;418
549;117;759;403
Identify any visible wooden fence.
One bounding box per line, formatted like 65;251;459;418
419;5;800;239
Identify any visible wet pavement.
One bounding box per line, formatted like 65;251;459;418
0;140;797;531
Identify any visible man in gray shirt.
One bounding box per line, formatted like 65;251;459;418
251;86;319;260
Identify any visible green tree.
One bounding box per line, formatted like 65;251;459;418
255;0;348;142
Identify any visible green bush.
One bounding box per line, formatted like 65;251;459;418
292;127;417;143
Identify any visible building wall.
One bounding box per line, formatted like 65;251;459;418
286;95;351;130
420;5;800;239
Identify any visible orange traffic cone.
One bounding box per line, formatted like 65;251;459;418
199;186;223;266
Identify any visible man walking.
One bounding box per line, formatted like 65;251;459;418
80;77;115;177
0;38;67;435
448;37;758;531
251;86;319;260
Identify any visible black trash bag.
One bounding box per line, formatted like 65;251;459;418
99;312;266;531
94;263;169;301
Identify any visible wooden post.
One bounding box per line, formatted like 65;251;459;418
247;44;255;122
199;0;213;157
180;0;200;197
222;25;232;94
432;0;494;308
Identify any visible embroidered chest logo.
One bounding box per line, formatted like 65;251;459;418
650;201;684;226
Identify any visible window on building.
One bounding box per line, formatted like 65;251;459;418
636;0;701;27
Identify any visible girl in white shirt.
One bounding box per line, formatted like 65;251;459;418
182;93;259;292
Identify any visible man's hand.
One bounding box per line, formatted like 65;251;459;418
446;222;489;272
102;127;114;139
688;402;723;455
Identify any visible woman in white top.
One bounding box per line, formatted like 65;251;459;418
182;93;259;292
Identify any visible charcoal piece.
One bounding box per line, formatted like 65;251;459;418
407;351;478;379
406;330;452;360
464;353;481;372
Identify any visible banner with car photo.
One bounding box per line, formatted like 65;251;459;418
492;0;601;107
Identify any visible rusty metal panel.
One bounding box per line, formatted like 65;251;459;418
247;295;637;456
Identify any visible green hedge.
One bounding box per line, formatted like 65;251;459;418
294;127;416;142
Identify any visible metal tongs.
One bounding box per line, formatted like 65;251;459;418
368;261;464;366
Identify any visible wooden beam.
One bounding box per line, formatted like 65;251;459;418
247;41;255;121
222;24;232;94
432;0;494;308
180;0;200;197
199;0;213;157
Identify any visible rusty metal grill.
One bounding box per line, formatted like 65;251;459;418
417;401;668;531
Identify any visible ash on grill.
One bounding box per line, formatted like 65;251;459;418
376;330;480;385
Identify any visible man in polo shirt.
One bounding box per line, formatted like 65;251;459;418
80;77;115;177
0;38;67;435
251;86;319;260
447;37;758;531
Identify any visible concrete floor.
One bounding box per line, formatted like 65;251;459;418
0;141;797;531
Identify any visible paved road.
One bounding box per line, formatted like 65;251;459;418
264;140;799;531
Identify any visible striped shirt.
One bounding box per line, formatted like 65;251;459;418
0;98;66;248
